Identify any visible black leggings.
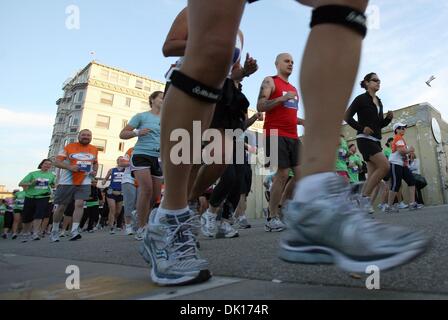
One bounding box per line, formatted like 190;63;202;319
80;206;100;231
209;164;244;219
390;164;416;193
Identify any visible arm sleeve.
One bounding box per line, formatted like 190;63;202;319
20;172;33;185
345;96;364;131
128;114;141;129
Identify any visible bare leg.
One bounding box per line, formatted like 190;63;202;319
362;153;389;197
107;198;117;228
160;0;246;210
134;170;153;228
269;168;289;218
299;0;368;178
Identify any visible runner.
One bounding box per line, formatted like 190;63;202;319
11;189;26;239
257;53;304;232
19;159;56;241
119;91;164;241
121;147;139;236
347;144;363;184
50;129;99;242
385;123;420;212
103;157;126;234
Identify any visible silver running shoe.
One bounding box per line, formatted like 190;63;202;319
279;175;429;273
236;216;251;229
201;211;217;238
50;230;60;243
135;227;146;241
140;209;211;286
215;221;239;239
265;217;286;232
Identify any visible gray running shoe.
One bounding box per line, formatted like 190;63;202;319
383;204;399;214
69;230;82;241
215;221;239;239
265;217;286;232
140;209;211;286
50;231;60;243
236;216;251;229
279;175;429;273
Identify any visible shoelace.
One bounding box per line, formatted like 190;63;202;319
163;215;200;261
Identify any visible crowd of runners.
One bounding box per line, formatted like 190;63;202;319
0;0;432;288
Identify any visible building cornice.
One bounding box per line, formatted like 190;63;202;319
88;79;151;100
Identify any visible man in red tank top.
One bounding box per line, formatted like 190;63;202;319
257;53;305;232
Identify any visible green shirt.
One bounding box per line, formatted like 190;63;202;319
384;146;392;159
0;204;6;214
13;191;26;210
348;154;363;183
20;170;56;199
335;138;349;172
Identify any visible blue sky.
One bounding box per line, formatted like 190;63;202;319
1;0;448;191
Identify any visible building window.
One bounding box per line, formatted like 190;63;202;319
70;128;77;133
119;75;129;86
92;139;107;152
69;138;76;143
144;86;151;92
119;142;125;152
77;91;84;102
100;92;114;105
96;115;110;129
72;118;79;126
122;119;128;129
74;105;82;110
100;69;109;80
58;117;64;123
110;72;119;84
125;97;131;108
135;79;143;90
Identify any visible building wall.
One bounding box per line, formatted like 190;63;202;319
342;102;448;206
49;62;165;183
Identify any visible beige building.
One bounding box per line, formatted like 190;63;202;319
48;61;165;180
0;185;13;200
342;102;448;206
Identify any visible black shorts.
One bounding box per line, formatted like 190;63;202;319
64;201;75;217
46;203;54;219
106;191;123;202
131;154;163;178
357;138;382;162
4;211;14;229
390;164;415;193
22;197;50;223
265;136;301;169
240;163;252;196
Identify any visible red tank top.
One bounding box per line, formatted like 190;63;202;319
263;76;299;139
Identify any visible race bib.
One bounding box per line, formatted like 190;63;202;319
77;161;92;173
283;94;299;110
338;148;347;160
35;178;49;189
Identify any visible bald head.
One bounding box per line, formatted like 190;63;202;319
275;53;294;77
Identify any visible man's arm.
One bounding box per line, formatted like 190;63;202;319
257;77;283;112
244;112;263;130
54;151;78;172
162;8;188;57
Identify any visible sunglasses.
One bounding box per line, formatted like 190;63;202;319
369;79;381;83
397;126;407;130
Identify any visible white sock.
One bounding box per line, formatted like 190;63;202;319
126;224;131;228
71;223;80;233
52;223;60;232
156;206;189;223
293;172;338;203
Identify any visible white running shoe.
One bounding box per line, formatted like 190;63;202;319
201;211;217;238
265;217;286;232
215;221;239;239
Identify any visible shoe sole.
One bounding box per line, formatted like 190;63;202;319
215;233;239;239
264;226;285;232
139;241;211;286
279;239;429;272
69;234;82;241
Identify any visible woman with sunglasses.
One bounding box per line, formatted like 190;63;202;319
345;72;393;213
